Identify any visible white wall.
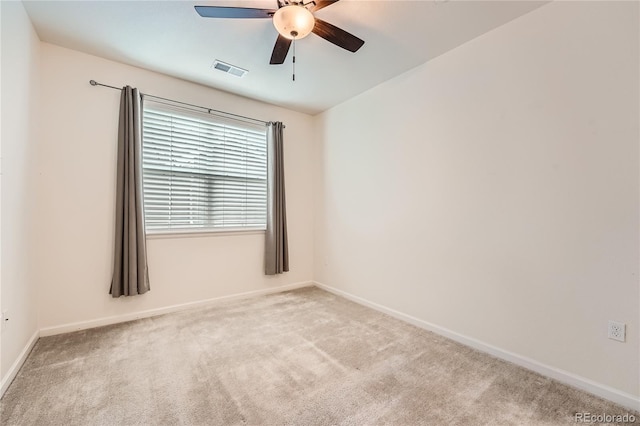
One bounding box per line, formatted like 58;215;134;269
0;1;40;380
314;1;639;399
35;44;314;330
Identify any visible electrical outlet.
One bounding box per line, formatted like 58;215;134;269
608;320;626;342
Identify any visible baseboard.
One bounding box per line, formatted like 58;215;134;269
40;281;313;337
314;281;640;413
0;329;39;399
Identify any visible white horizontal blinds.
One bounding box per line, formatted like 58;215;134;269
142;101;267;231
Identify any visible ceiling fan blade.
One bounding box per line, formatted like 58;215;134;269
312;18;364;53
194;6;275;19
311;0;340;12
270;34;292;64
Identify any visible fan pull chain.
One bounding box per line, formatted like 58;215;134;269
292;36;296;82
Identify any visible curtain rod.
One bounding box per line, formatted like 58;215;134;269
89;80;271;126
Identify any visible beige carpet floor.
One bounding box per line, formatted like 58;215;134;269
0;287;636;425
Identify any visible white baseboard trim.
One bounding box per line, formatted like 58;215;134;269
40;281;313;337
314;281;640;412
0;329;39;399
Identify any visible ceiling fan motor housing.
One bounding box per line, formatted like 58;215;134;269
273;5;315;39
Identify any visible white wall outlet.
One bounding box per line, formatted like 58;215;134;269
608;320;626;342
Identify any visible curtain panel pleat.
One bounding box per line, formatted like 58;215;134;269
265;122;289;275
110;86;150;297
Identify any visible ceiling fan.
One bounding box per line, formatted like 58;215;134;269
194;0;365;65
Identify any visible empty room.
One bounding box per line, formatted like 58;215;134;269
1;0;638;424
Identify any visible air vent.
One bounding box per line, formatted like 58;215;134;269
212;60;248;78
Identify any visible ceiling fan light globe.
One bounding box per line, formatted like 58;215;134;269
273;5;315;40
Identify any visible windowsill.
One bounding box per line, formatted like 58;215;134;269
146;227;266;240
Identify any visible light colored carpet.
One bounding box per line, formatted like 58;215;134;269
0;287;636;425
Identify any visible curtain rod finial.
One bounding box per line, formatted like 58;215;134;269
89;80;97;86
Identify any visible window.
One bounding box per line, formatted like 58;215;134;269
142;101;267;233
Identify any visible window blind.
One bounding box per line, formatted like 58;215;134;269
142;101;267;232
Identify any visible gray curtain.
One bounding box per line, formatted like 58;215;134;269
110;86;150;297
265;122;289;275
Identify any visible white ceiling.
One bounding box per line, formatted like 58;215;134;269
23;0;547;115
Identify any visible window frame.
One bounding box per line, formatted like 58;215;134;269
141;100;268;237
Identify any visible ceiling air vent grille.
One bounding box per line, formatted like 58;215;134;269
212;60;248;78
